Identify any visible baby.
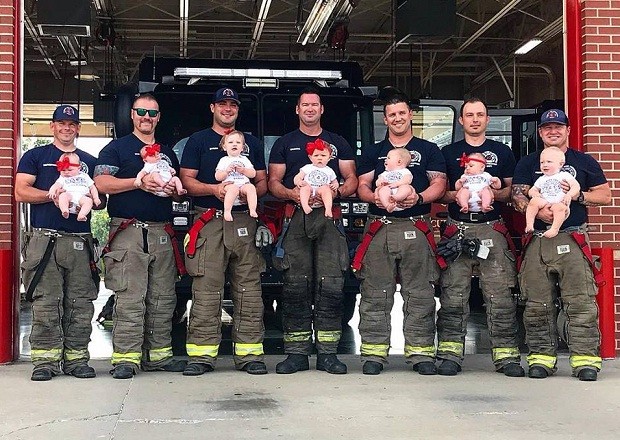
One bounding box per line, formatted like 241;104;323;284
214;130;258;221
134;143;186;196
294;138;338;218
375;148;414;213
455;152;501;213
48;152;101;221
526;146;580;238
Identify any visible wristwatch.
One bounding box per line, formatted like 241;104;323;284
416;193;424;205
577;190;585;205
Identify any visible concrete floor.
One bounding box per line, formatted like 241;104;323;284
7;286;619;440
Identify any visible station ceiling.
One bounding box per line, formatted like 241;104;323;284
23;0;564;109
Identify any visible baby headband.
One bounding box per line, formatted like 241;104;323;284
145;144;161;156
306;138;327;155
459;152;486;167
56;156;80;171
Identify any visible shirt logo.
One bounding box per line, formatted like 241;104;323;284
482;151;498;167
408;150;422;167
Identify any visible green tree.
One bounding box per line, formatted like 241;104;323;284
90;209;110;247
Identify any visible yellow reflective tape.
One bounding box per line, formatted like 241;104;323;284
361;344;389;357
527;353;556;369
186;343;219;358
31;348;62;362
405;345;436;357
437;341;463;356
149;346;173;362
235;343;264;356
317;330;341;343
492;347;520;362
112;352;141;364
64;349;89;361
570;355;602;370
283;332;312;343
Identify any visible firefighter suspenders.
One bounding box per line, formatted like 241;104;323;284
521;229;605;287
102;217;187;276
351;217;446;273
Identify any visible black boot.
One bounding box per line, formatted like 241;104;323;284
275;354;309;374
437;360;461;376
528;365;549;379
316;354;347;374
577;368;597;382
362;361;383;375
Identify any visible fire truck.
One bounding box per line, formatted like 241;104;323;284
114;57;547;354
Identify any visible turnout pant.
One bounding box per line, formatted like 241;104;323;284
357;216;439;366
519;231;601;375
21;230;97;374
185;209;265;369
437;220;520;369
103;218;177;372
275;208;349;355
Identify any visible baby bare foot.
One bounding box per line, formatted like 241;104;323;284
179;189;187;195
543;229;559;238
481;206;493;213
77;215;87;221
224;212;234;222
62;211;70;219
525;225;535;233
250;211;258;218
325;210;333;218
460;206;469;213
302;206;313;215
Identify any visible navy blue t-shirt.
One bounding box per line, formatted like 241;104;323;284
96;134;179;222
442;138;516;220
268;129;355;189
513;148;607;229
358;137;446;218
17;144;97;233
180;128;265;210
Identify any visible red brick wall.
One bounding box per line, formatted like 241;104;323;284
0;1;18;250
582;1;620;353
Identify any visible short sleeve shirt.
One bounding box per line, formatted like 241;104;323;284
441;138;515;221
96;133;180;222
17;144;98;232
533;171;575;204
268;129;355;189
513;148;607;229
360;137;446;218
181;128;265;210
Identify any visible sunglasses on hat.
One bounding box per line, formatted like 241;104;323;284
133;108;160;117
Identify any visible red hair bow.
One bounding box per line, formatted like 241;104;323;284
306;138;327;155
145;143;161;156
459;152;486;167
56;156;80;171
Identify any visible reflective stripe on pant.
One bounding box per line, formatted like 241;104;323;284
437;221;519;368
22;232;97;374
519;233;600;373
104;219;177;369
186;212;265;368
357;217;437;364
279;209;348;355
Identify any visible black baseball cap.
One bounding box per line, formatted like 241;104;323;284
52;105;80;123
540;109;569;126
212;87;240;104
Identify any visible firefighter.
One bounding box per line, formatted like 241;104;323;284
268;87;358;374
95;94;187;379
436;98;523;377
179;87;269;375
15;105;99;381
354;93;446;375
511;109;611;381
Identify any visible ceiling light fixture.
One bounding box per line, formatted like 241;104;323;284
514;38;542;55
297;0;340;46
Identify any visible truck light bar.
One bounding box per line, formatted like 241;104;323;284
174;67;342;80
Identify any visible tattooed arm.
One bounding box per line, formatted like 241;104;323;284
511;183;531;214
512;183;554;223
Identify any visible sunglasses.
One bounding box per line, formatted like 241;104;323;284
133;108;160;117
